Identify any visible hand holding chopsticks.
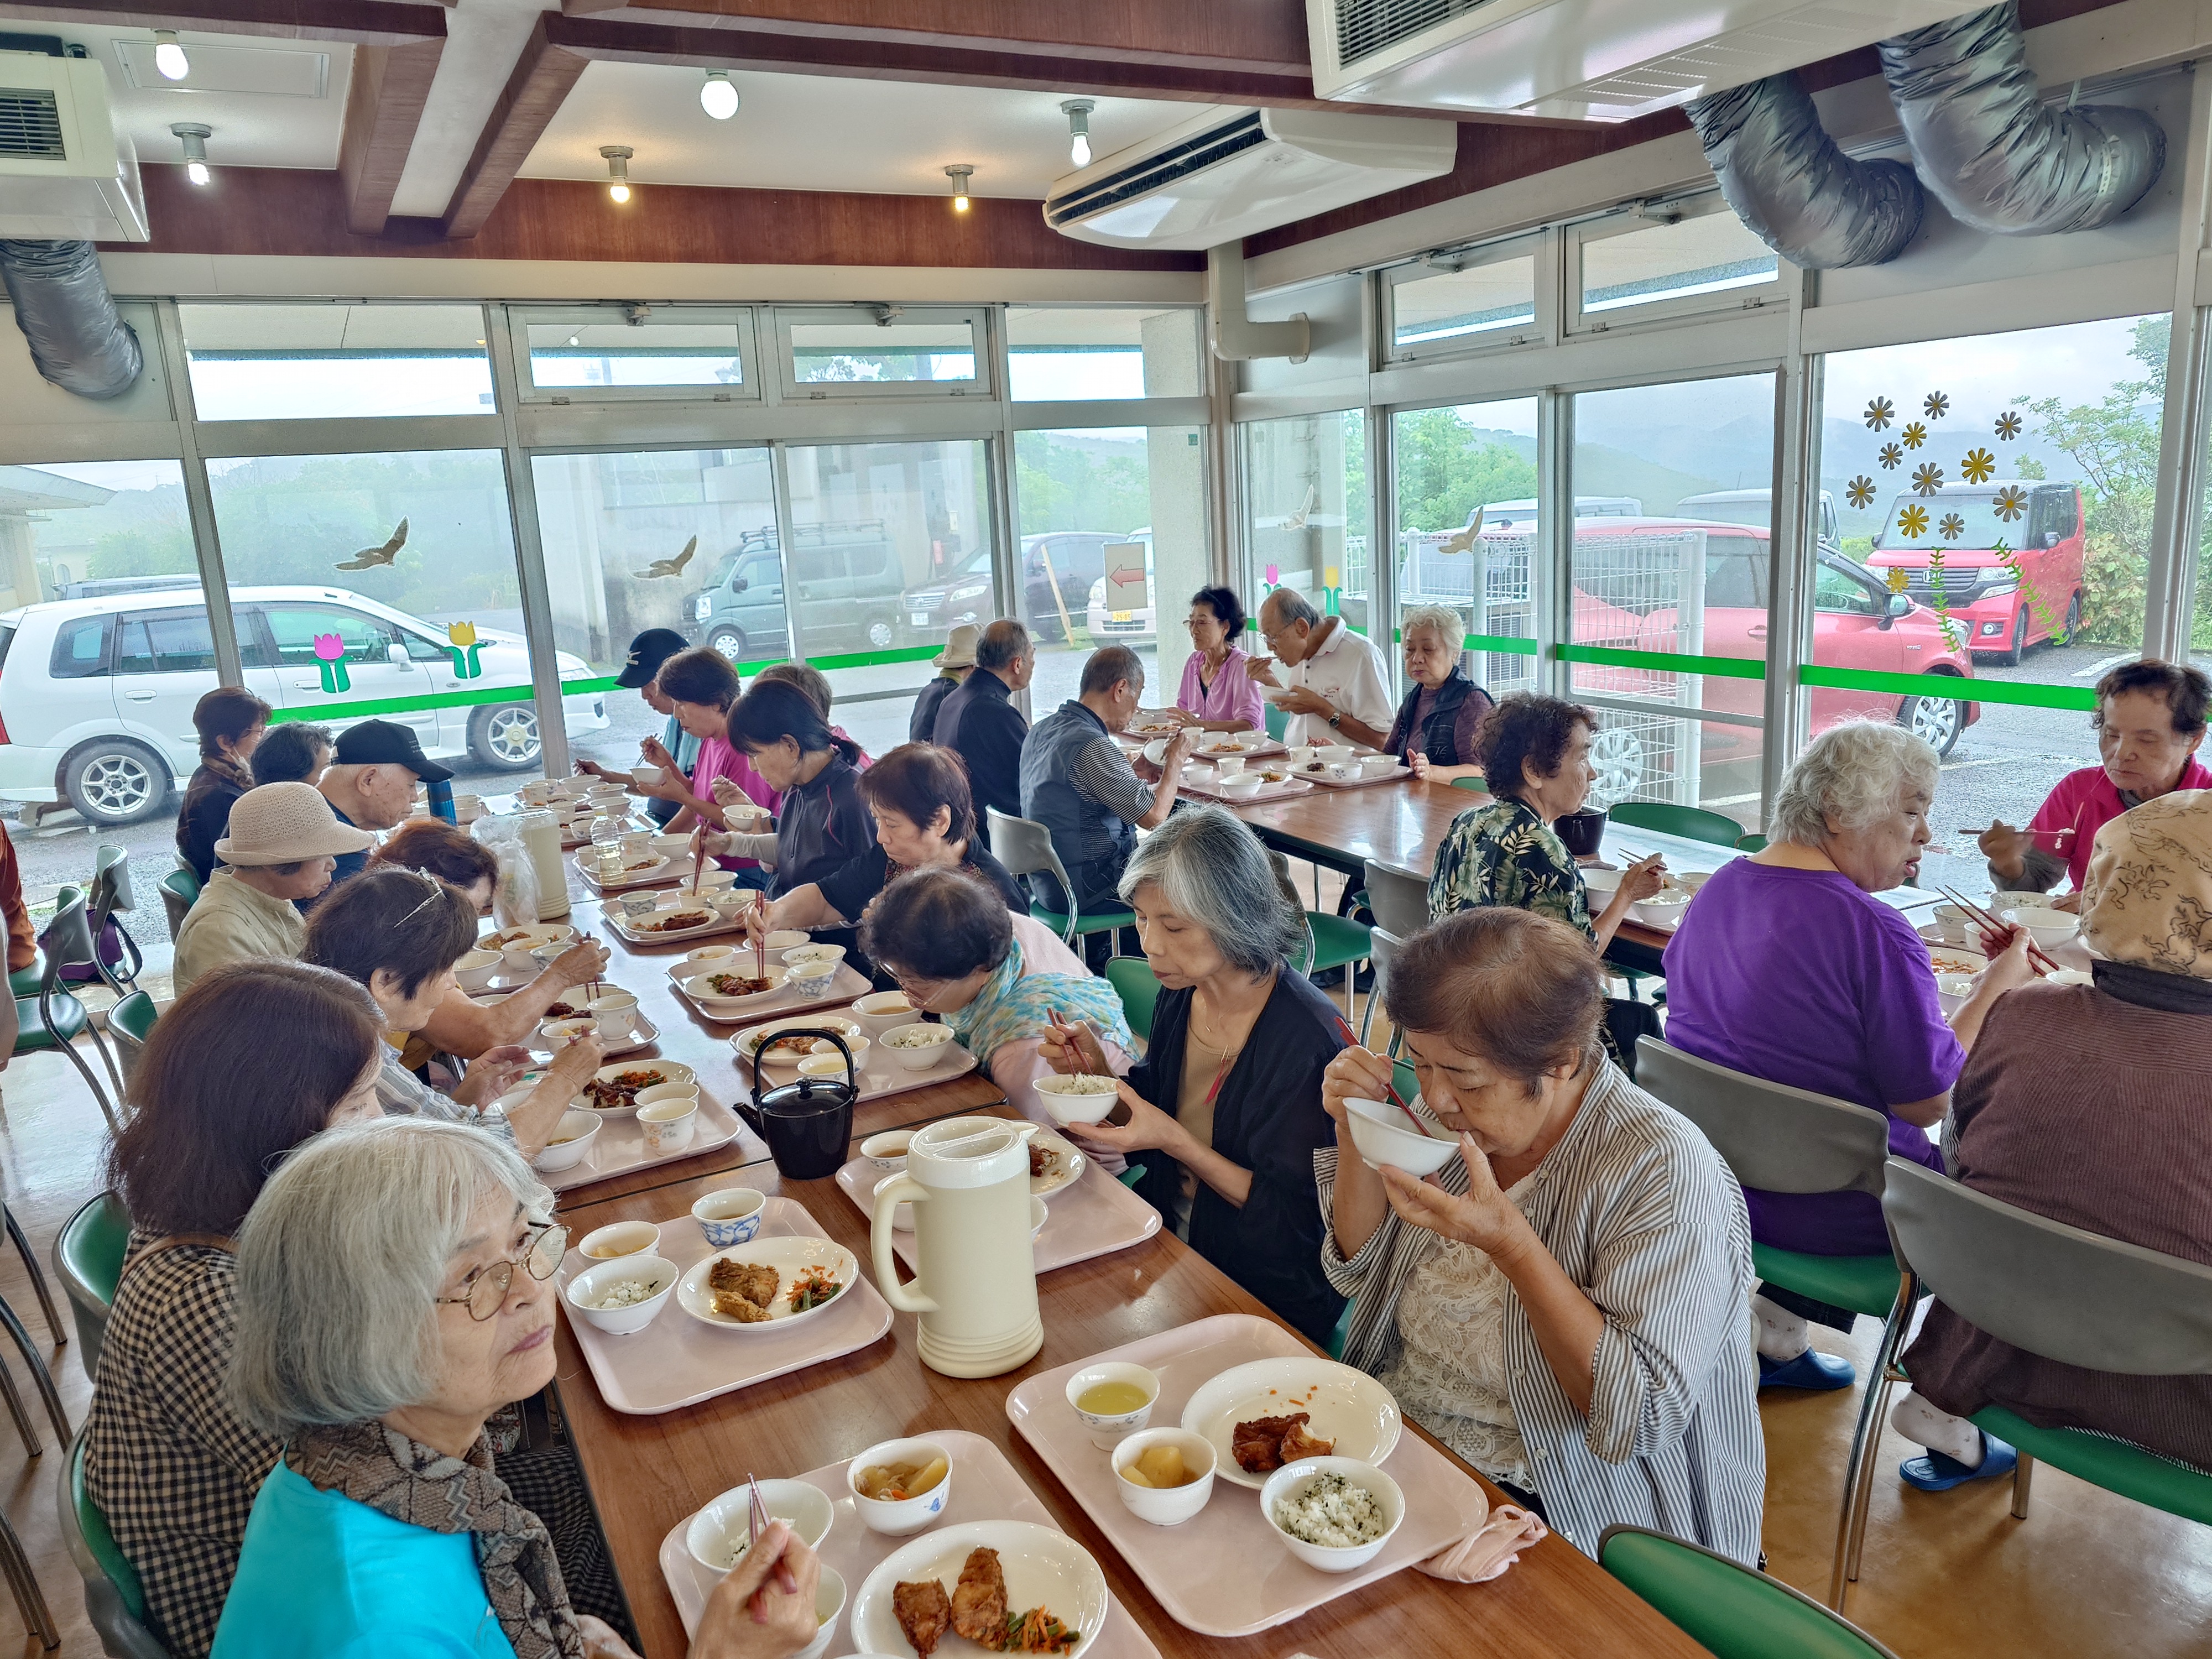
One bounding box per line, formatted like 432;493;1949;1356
1332;1016;1430;1135
1938;885;2061;977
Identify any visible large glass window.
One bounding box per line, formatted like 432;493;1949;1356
1007;307;1203;401
1575;204;1778;325
1393;399;1541;700
1387;248;1537;359
1820;314;2162;895
1245;411;1369;645
179;303;493;421
776;309;983;394
515;307;755;401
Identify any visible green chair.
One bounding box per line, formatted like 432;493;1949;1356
1449;776;1488;792
1598;1526;1900;1659
1357;926;1403;1048
986;809;1137;953
1262;702;1287;742
1299;910;1372;1015
18;886;124;1131
54;1191;130;1376
157;869;198;941
61;1430;161;1658
1881;1156;2212;1534
1634;1036;1905;1611
105;990;158;1089
1609;801;1745;849
1103;958;1161;1044
86;846;144;999
1735;832;1768;853
1325;1296;1357;1360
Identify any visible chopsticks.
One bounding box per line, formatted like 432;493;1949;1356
1937;885;2060;977
691;843;703;898
1332;1016;1430;1135
752;891;766;980
1047;1007;1091;1073
1954;826;2074;842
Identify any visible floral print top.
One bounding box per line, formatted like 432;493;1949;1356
1427;797;1596;940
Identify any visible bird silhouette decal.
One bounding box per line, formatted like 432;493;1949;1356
1280;483;1317;531
333;518;408;571
1438;505;1486;557
634;535;697;580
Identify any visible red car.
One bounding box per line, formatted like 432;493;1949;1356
1863;482;2086;665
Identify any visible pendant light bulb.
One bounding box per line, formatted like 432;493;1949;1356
700;70;739;120
601;144;635;206
946;164;973;214
153;30;189;80
1061;100;1095;170
171;123;211;185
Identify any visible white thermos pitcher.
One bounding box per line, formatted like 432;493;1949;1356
870;1115;1041;1378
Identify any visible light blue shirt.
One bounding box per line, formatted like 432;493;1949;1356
210;1460;519;1659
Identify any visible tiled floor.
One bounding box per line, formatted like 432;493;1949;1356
0;1029;2202;1657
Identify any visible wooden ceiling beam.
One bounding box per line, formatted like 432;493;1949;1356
441;12;591;239
0;0;447;46
336;36;443;234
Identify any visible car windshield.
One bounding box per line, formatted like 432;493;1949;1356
706;551;740;587
1875;494;2021;551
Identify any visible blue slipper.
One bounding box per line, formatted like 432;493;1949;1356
1758;1348;1856;1391
1901;1432;2018;1493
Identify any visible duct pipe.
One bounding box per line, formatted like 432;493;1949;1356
1207;243;1309;363
0;240;141;399
1879;3;2163;236
1685;75;1924;268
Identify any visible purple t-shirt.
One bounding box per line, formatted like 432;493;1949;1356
1661;859;1959;1257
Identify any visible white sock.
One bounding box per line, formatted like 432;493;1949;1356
1892;1392;1983;1467
1751;1293;1811;1362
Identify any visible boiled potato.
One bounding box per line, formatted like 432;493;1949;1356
908;1455;948;1496
1120;1464;1154;1489
1135;1444;1186;1489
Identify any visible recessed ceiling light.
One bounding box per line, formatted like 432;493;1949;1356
153;30;189;80
700;70;738;120
171;122;211;186
1062;100;1095;169
601;144;634;205
945;164;973;214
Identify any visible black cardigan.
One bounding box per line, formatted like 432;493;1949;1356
1128;968;1348;1347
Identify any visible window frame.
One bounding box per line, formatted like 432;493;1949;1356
770;305;992;401
1568;195;1786;337
1384;233;1546;367
507;304;762;407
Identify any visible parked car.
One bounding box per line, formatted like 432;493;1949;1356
688;520;909;660
1020;532;1118;642
898;542;996;644
1676;488;1840;553
1398;497;1643;607
1083;530;1156;643
0;586;608;826
1863;482;2085;666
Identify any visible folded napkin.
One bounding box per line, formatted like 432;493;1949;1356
1415;1503;1548;1583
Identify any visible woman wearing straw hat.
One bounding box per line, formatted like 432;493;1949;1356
171;782;373;997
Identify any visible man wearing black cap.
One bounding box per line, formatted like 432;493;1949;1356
315;718;451;896
575;628;695;826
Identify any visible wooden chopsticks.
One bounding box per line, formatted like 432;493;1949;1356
1937;885;2060;977
1333;1016;1430;1135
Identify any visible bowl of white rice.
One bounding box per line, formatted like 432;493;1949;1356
561;1255;677;1337
881;1021;957;1072
1035;1071;1122;1125
1259;1458;1405;1572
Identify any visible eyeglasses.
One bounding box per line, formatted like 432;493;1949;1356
435;1222;567;1321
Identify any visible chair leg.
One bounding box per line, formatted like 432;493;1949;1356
0;1293;69;1446
0;1498;58;1648
1830;1272;1914;1611
0;1350;38;1458
2010;1451;2035;1520
42;990;120;1135
2;1204;62;1348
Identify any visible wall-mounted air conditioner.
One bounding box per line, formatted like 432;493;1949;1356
0;53;146;241
1308;0;1975;123
1045;107;1456;249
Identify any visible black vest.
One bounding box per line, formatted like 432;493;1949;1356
1387;670;1484;766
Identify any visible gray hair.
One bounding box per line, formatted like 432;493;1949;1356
1079;644;1145;698
1400;604;1465;650
1266;588;1321;630
1118;806;1304;975
1771;720;1940;846
227;1118;552;1439
977;619;1031;672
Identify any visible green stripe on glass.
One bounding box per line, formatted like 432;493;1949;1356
1389;628;1542;655
266;682;547;724
1799;666;2096;712
1557;644;1767;682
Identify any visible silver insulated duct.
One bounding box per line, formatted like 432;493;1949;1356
1685;74;1924;268
0;239;140;399
1879;2;2164;236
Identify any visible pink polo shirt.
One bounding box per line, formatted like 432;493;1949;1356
2028;757;2212;889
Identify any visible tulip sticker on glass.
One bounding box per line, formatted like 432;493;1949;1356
446;622;484;680
1321;566;1342;617
311;634;351;694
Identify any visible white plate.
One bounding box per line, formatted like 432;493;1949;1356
849;1520;1109;1659
676;1235;861;1333
1027;1129;1086;1201
1178;1357;1402;1491
580;1060;697;1118
734;1015;865;1066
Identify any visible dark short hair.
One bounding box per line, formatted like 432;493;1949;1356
1474;692;1594;801
1081;644;1145;698
372;820;499;894
192;686;270;760
251;723;331;786
859;743;976;846
756;660;833;718
1190;586;1246;638
303;865;479;999
729;677;860;764
1385;908;1603;1093
657;646;742;712
107;960;384;1235
2096;659;2210;737
862;866;1013;982
976;619;1030;672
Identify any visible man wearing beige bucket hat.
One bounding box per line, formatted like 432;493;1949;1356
910;622;980;744
171;784;374;997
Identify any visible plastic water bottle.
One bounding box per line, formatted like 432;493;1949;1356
427;779;456;825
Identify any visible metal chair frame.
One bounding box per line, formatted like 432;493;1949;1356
85;848;144;1001
60;1430;166;1658
985;808;1133;955
25;887;126;1131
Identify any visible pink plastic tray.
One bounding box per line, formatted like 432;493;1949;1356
574;851;688;893
655;1430;1161;1658
728;1036;978;1108
832;1154;1160;1274
669;962;874;1024
542;1094;760;1195
1006;1313;1489;1636
555;1197;890;1413
1177;774;1316;805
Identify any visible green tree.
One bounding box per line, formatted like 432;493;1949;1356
87;523;192;579
1392;408;1538;533
1013;432;1149;536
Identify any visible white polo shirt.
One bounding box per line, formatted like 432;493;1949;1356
1281;620;1396;748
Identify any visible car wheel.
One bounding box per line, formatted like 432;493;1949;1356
865;617;894;650
62;738;171;826
1898;681;1965;758
2000;606;2027;667
707;627;747;660
1588;724;1648;805
469;704;541;770
2063;590;2083;643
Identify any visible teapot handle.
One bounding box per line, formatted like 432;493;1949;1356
870;1173;937;1314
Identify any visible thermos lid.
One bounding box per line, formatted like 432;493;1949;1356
906;1115;1029;1189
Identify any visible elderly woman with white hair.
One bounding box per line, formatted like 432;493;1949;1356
1037;806;1348;1345
1384;603;1494;784
1663;721;2033;1392
212;1118;825;1659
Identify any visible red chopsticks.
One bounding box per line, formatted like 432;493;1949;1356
752;892;766;980
1333;1016;1430;1135
1938;885;2059;977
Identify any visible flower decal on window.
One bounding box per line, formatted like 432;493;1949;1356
1992;485;2028;521
1901;421;1928;450
445;620;484;681
1864;398;1895;430
1879;443;1904;470
1886;565;1910;593
1959;447;1996;484
1911;462;1945;496
1923;392;1949;419
1994;411;2023;441
1898;504;1930;539
1846;475;1876;509
1939;513;1965;540
311;633;352;695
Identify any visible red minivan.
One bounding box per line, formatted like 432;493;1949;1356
1863;482;2086;665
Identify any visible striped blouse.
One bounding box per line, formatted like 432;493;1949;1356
1316;1060;1766;1564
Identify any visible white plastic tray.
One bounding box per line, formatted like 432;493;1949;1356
728;1031;978;1107
654;1430;1161;1657
1006;1313;1489;1636
671;962;874;1025
574;851;692;893
606;906;749;946
833;1152;1160;1274
542;1094;760;1194
555;1197;891;1415
1308;763;1412;790
1177;774;1315;805
513;1010;659;1061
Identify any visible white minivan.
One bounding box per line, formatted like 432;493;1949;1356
0;585;608;825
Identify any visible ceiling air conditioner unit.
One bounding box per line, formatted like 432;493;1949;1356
0;53;145;241
1045;107;1456;249
1309;0;1975;123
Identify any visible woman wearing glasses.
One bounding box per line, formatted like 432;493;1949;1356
212;1119;826;1659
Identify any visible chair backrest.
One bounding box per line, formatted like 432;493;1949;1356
1882;1157;2212;1376
985;809;1079;942
41;886;93;993
1609;800;1745;849
1449;776;1488;792
1734;832;1768;852
1360;860;1428;939
157;871;197;941
1104;957;1161;1042
106;992;157;1087
1598;1526;1900;1659
1635;1038;1891;1198
54;1192;129;1376
90;847;135;915
1359;925;1405;1048
1263;702;1287;741
60;1431;168;1658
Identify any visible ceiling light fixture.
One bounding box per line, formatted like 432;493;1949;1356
1061;100;1095;169
171;122;211;186
700;70;739;120
153;29;189;80
945;164;973;214
601;145;634;205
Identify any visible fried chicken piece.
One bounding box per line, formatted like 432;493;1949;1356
706;1259;779;1320
1278;1418;1335;1462
1232;1412;1312;1474
950;1547;1009;1647
711;1290;771;1322
892;1578;953;1657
